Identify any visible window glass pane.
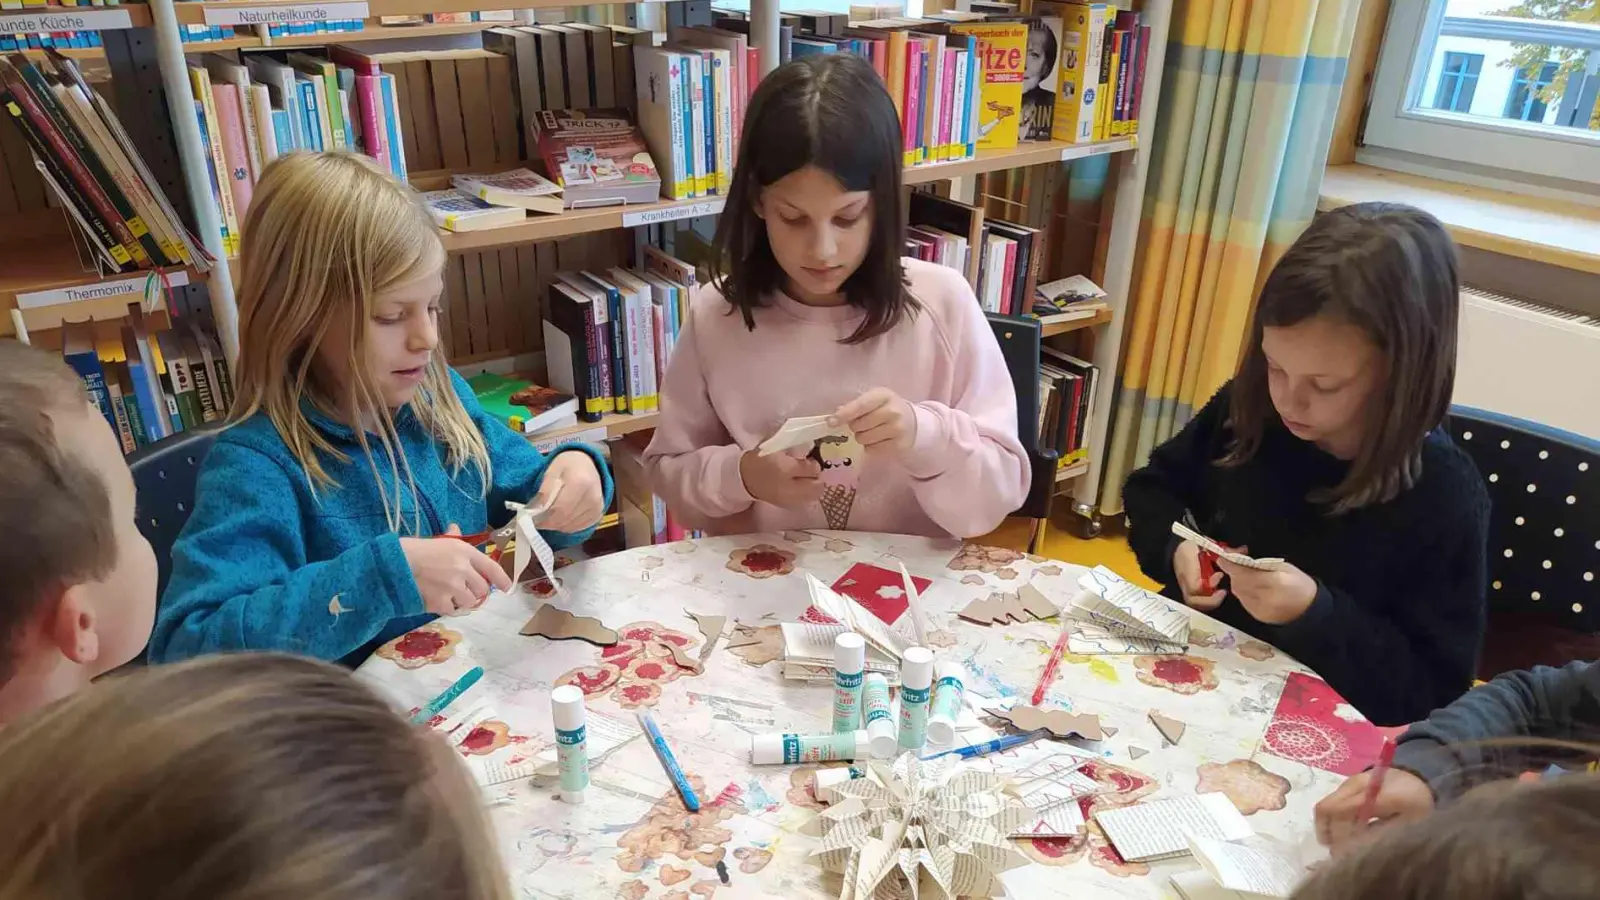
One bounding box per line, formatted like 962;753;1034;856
1416;0;1599;133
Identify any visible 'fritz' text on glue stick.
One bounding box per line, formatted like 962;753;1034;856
750;730;869;765
897;646;934;751
925;661;967;746
832;633;865;733
550;684;588;803
861;673;895;758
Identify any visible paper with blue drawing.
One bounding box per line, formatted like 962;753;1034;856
1063;566;1190;654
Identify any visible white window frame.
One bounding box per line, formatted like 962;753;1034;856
1363;0;1600;189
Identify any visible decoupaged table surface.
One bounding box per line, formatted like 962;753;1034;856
355;531;1370;900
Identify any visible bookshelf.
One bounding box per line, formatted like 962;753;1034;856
0;0;1173;532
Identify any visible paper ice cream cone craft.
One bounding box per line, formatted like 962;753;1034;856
820;484;857;530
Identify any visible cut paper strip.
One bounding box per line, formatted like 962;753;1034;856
958;585;1059;626
806;573;911;661
687;611;726;663
757;415;835;455
505;499;559;591
991;705;1105;741
519;605;618;646
1171;521;1286;571
1150;711;1186;746
654;638;704;674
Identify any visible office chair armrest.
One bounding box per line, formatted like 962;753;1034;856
1015;446;1059;520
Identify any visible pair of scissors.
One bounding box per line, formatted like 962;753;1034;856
434;528;495;546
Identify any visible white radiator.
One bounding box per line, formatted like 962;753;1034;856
1454;286;1600;440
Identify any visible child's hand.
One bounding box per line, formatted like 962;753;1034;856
1314;768;1435;854
534;452;606;534
401;525;513;616
1215;557;1319;624
832;388;917;453
740;447;824;509
1172;540;1226;610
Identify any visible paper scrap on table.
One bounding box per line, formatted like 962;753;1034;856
1186;836;1304;899
1067;622;1188;655
805;573;912;661
1171;522;1286;571
1069;567;1191;646
1006;754;1100;836
535;710;643;768
471;758;539;787
1093;793;1254;863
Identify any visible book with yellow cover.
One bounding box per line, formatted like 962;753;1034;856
1039;1;1107;143
948;21;1028;151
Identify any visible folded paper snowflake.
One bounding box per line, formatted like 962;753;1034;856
808;754;1032;899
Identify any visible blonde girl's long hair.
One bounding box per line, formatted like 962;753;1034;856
229;152;490;531
0;652;513;900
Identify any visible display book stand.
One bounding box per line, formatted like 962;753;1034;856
13;0;1172;532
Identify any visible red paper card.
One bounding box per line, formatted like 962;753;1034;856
832;563;931;625
1259;672;1405;775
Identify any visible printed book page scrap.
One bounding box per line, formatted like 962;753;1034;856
1094;793;1254;862
1171;522;1286;571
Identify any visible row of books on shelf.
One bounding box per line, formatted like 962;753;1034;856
1;31;105;51
0;52;209;275
906;189;1043;318
1039;344;1098;467
613;433;705;547
180;21;366;44
186;46;409;256
60;309;235;456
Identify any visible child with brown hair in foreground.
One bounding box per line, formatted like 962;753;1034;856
0;339;157;724
0;652;511;900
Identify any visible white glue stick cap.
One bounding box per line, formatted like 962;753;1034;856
834;632;865;672
551;684;586;730
866;719;896;758
901;647;934;689
813;767;859;793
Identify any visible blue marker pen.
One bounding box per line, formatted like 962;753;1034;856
638;710;700;812
411;666;484;724
921;729;1048;761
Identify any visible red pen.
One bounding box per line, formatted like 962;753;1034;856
1030;617;1073;707
1356;738;1397;825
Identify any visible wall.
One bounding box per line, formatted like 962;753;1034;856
1454;288;1600;440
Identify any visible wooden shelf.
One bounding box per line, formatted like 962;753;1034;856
0;239;207;337
173;0;639;25
1040;305;1112;337
530;410;659;444
1320;164;1600;276
1054;459;1089;483
439;138;1137;253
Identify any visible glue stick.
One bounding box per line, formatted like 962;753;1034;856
832;633;865;733
550;685;588;804
750;730;869;765
897;647;934;752
861;673;895;758
812;765;868;794
925;661;967;746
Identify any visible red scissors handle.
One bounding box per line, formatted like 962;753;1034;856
1197;548;1220;586
436;528;495;546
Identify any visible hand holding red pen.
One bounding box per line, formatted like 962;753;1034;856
1314;743;1434;854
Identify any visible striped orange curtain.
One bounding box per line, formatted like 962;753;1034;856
1097;0;1363;515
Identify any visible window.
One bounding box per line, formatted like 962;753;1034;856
1364;0;1600;189
1432;51;1485;112
1505;60;1560;121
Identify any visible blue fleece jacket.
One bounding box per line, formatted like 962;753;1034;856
150;369;614;666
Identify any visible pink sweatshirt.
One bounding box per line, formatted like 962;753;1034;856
643;257;1031;538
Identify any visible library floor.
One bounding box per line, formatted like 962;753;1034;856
982;513;1161;592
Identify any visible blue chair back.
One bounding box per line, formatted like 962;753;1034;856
1447;406;1600;676
127;428;219;598
987;314;1059;529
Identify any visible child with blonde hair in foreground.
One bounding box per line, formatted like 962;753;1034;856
0;652;510;900
153;153;612;666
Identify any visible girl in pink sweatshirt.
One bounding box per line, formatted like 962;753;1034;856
643;54;1031;539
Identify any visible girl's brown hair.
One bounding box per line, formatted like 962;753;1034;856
1223;202;1459;512
1294;773;1600;900
710;53;915;344
0;652;511;900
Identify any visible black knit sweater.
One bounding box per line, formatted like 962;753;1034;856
1123;382;1490;726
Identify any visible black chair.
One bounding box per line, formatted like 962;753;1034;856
1446;406;1600;678
128;427;220;599
987;313;1059;555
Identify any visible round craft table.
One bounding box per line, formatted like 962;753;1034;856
356;531;1364;900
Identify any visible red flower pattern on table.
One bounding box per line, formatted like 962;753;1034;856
1016;833;1089;867
1196;759;1292;815
1087;834;1151;877
947;543;1025;575
1078;760;1159;818
1134;654;1220;695
553;621;699;710
457;719;524;757
374;622;462;669
725;544;796;579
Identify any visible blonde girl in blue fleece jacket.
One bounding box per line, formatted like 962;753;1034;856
152;152;612;665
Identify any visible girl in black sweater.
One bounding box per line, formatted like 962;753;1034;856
1123;202;1489;726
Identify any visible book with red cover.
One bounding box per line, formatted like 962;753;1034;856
531;108;662;207
210;83;254;220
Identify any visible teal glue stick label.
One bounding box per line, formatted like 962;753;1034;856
929;675;964;722
898;684;931;750
783;731;859;764
833;669;864;733
556;724;588;794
